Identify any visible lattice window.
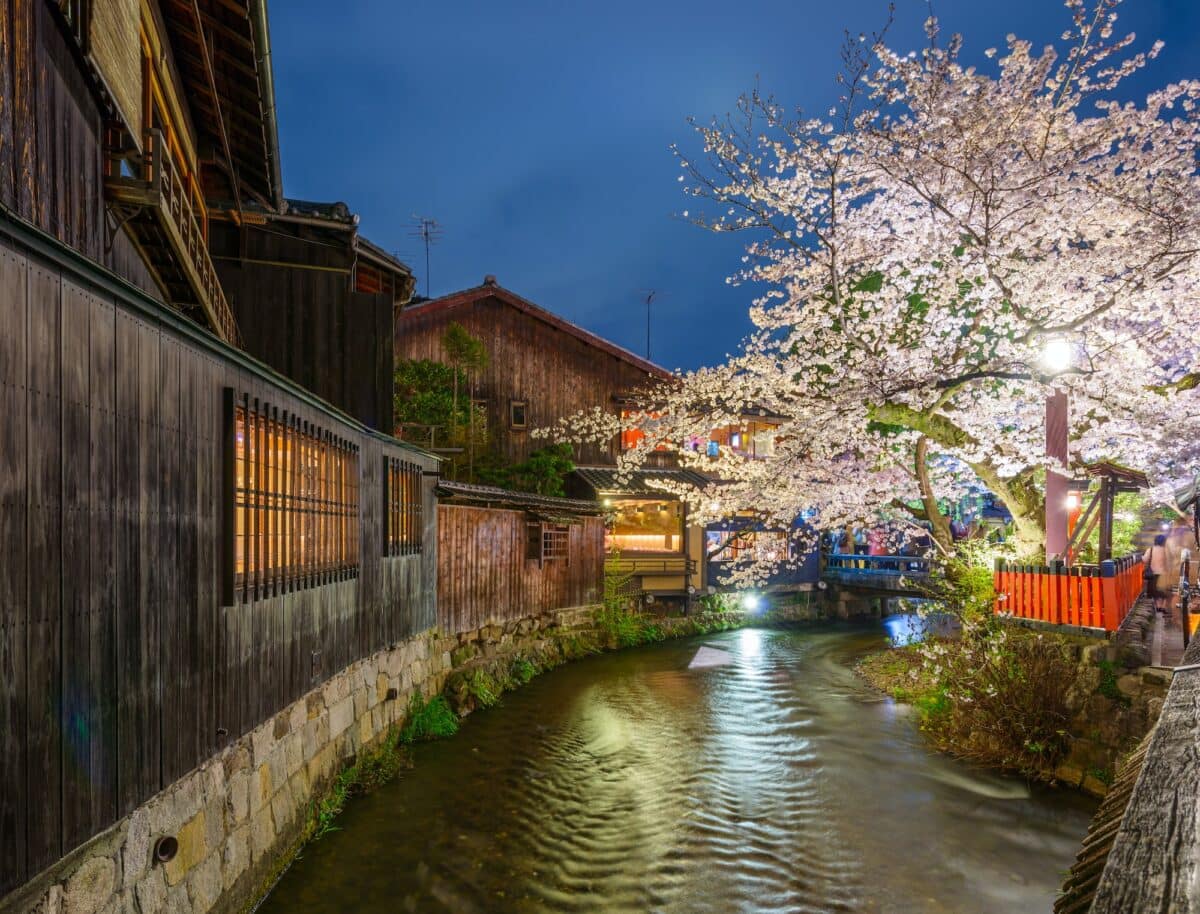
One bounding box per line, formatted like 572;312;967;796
229;394;360;602
527;521;570;565
385;457;423;556
542;525;570;562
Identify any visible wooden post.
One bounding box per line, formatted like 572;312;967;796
1100;560;1119;631
1098;476;1115;563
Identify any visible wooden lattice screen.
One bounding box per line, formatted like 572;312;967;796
385;456;423;556
227;392;360;602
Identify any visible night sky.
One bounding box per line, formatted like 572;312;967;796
269;0;1199;372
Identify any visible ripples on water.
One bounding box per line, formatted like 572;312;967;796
260;625;1096;914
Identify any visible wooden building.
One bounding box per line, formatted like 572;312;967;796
435;481;604;634
210;199;414;432
394;276;671;464
0;2;438;899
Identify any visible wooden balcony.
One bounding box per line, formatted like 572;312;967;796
105;129;242;347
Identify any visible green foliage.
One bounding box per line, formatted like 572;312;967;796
393;359;471;430
510;657;539;685
477;443;576;496
508;444;576;496
465;669;501;708
399;692;460;744
698;592;738;613
441;321;489;374
1096;659;1130;706
1074;492;1172;563
309;734;408;840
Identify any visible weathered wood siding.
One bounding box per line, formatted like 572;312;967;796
437;505;603;634
210;221;395;434
396;294;661;463
0;1;158;295
0;220;437;898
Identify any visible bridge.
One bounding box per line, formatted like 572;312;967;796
821;553;932;595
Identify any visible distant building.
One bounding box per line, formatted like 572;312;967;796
396;279;819;605
394;277;669;464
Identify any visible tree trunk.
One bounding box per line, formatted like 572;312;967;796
915;437;954;554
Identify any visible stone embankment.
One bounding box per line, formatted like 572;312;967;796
6;604;796;914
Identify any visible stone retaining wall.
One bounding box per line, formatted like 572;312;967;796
4;622;473;914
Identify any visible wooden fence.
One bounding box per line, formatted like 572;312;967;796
437;505;604;635
993;553;1144;630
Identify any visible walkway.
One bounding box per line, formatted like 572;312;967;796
1152;603;1188;668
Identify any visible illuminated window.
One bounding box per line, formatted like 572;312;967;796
510;400;528;429
230;395;360;602
706;530;790;563
607;499;683;553
385;457;423;556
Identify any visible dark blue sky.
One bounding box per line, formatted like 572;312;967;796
270;0;1198;372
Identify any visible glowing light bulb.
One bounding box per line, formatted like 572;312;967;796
1040;337;1072;374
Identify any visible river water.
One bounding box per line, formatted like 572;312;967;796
260;624;1095;914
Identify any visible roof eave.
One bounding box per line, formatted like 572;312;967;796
249;0;285;211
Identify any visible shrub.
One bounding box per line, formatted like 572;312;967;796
914;621;1076;776
399;693;459;744
510;657;538;685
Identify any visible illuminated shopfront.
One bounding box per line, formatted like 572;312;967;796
607;498;684;553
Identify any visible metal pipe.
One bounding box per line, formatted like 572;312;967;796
249;0;285;211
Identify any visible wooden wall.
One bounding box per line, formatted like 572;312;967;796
0;220;437;898
437;505;603;635
210;220;395;434
395;294;662;464
0;1;158;295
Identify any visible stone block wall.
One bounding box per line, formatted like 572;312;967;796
3;629;458;914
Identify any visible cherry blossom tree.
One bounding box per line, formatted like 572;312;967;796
548;0;1200;562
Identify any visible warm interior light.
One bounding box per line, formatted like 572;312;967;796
1040;337;1072;374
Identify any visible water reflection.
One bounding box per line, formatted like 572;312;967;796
261;626;1093;914
882;610;959;646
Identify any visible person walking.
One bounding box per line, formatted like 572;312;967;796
1144;534;1172;615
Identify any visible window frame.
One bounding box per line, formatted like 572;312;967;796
223;389;361;605
383;455;424;557
509;399;528;430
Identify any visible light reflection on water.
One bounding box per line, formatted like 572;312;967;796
261;625;1094;914
882;610;959;646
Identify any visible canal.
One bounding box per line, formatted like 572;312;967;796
260;624;1095;913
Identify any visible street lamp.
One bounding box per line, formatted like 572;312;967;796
1040;337;1072;561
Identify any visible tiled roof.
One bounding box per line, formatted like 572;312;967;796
572;466;712;496
435;480;601;514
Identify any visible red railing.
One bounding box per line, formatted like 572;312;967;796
993;552;1143;631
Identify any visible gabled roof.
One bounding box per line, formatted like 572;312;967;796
399;281;673;380
572;466;712;496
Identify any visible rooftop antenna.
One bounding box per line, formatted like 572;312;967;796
409;216;442;297
639;289;664;360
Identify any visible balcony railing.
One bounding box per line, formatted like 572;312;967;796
105;129;242;348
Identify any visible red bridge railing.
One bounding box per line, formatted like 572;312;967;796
993;552;1144;631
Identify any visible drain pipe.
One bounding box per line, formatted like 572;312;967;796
250;0;285;212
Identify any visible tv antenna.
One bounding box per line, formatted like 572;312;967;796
639;289;664;360
409;216;442;297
